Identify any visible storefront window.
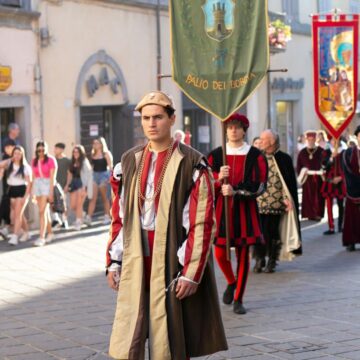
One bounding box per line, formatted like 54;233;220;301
276;101;295;158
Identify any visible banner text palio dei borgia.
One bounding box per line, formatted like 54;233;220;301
170;0;269;120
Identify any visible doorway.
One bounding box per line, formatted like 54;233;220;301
79;105;134;161
0;108;15;147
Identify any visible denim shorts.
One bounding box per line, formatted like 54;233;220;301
93;171;110;186
33;178;51;197
69;178;83;193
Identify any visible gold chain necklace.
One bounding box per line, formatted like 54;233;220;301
137;141;174;211
306;146;317;160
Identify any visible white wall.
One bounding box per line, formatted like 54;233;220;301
37;0;182;149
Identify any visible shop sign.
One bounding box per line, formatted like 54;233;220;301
0;66;12;91
271;77;305;92
89;124;99;137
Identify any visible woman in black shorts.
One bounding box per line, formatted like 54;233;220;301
0;146;32;245
64;145;93;231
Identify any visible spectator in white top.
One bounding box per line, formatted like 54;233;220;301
0;146;32;245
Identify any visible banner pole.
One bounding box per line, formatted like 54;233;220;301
221;121;231;261
334;138;339;177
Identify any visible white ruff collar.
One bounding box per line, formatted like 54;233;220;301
226;142;250;155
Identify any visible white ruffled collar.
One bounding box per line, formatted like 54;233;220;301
226;142;250;155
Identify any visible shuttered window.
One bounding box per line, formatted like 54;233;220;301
318;0;332;13
0;0;21;7
282;0;299;21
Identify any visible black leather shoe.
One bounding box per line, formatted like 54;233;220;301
233;300;246;314
323;229;335;235
253;259;265;273
264;261;276;273
222;283;236;305
347;244;355;252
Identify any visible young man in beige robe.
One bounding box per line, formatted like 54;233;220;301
106;91;227;360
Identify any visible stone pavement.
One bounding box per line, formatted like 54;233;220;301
1;217;360;360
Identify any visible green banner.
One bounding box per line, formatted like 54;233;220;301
170;0;269;120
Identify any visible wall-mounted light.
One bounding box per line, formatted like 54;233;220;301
40;27;51;48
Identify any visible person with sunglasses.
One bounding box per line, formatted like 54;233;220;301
31;141;57;246
0;146;32;245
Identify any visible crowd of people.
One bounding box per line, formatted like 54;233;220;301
104;90;360;360
293;129;359;249
1;92;359;359
0;123;114;246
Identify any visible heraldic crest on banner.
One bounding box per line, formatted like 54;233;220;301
202;0;235;42
312;14;359;139
170;0;269;120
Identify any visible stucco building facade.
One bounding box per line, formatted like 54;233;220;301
0;0;359;164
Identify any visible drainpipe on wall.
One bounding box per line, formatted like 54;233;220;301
156;0;162;91
35;23;45;141
34;63;44;140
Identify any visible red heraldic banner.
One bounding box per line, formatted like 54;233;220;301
312;14;359;139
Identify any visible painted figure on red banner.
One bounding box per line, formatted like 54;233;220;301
297;131;325;220
106;91;227;359
321;137;346;235
208;114;268;315
341;125;360;251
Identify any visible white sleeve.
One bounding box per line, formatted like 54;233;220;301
109;227;124;264
109;162;124;266
113;162;122;181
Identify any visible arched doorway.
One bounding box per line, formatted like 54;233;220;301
74;50;133;161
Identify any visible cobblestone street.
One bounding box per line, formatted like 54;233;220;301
1;218;360;360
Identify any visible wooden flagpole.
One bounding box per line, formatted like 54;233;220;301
221;121;231;261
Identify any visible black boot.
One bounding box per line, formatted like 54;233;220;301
264;259;276;273
347;244;356;252
222;283;236;305
233;300;246;314
253;258;265;273
323;229;335;235
264;239;280;273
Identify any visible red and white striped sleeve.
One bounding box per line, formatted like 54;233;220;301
180;164;216;283
106;162;124;270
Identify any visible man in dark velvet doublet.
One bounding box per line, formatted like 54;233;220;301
297;131;325;220
341;125;360;251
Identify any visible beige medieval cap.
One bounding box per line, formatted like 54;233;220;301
135;91;175;112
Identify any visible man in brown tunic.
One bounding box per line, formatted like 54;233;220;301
106;91;227;359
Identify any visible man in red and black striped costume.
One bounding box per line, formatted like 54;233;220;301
105;91;227;360
208;113;268;315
